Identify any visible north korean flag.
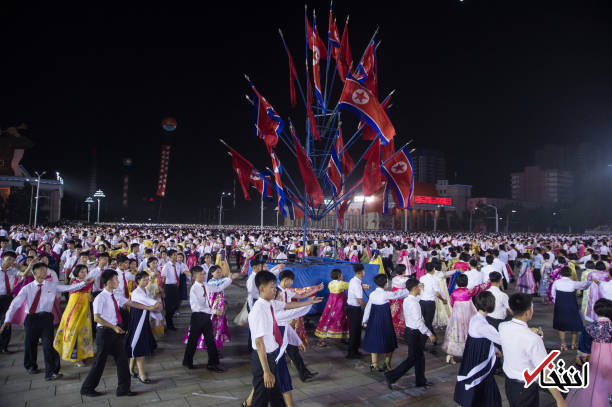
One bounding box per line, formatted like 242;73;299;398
250;82;285;149
229;147;254;200
267;145;287;216
354;38;377;97
312;14;324;107
325;132;342;197
250;170;273;201
381;145;414;209
328;3;340;59
338;75;395;145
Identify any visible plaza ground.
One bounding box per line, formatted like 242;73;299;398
0;275;569;406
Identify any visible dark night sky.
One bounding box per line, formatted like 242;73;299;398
1;1;611;223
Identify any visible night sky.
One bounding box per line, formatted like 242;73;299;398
2;1;611;223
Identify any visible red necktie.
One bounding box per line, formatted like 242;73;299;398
122;272;129;298
29;284;43;314
202;282;208;299
173;264;179;286
270;305;283;346
111;293;123;325
3;270;11;296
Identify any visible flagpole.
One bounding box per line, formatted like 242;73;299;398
278;29;308;109
325;14;348;111
303;4;310;263
260;191;264;230
381;140;414;166
322;2;333;111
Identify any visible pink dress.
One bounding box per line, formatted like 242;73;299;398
585;271;610;322
397;250;410;271
516;260;536;294
566;318;611;407
442;282;491;357
390;279;408;337
183;286;230;351
315;280;350;340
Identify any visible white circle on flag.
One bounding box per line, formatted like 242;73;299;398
352;89;369;105
391;161;408;174
313;46;320;63
250;174;260;181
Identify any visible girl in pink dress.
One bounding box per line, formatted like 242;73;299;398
516;253;536;295
584;262;611;322
315;269;350;346
396;245;410;271
442;274;490;364
566;298;612;407
390;264;409;336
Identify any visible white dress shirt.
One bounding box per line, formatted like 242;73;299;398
487;285;509;320
499;319;548;381
161;262;181;285
347;276;364;306
481;264;497;281
6;279;86;321
0;266;19;295
550;276;590;302
403;294;431;336
598;280;612;300
189;279;232;314
248;297;280;352
468;312;501;343
246;264;283;309
418;273;439;302
93;288;129;327
464;269;483;290
113;268;134;299
362;287;408;324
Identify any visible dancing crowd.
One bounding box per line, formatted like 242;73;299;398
0;223;610;406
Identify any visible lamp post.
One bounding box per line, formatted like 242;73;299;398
218;192;230;226
93;189;105;223
506;209;517;233
33;171;46;228
469;207;478;232
485;204;499;233
85;197;94;223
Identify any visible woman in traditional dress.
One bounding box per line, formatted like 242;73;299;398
349;245;360;263
240;243;255;276
583;261;610;322
315;269;350;346
566;298;612;407
126;271;162;384
453;291;502;407
538;253;554;299
442;274;490;364
143;257;164;337
551;266;591;351
390;264;409;337
432;261;453;329
516;253;536;295
182;265;231;352
53;264;94;366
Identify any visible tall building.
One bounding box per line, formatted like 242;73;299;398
412;149;446;184
511;166;573;204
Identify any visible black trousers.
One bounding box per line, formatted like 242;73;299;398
183;312;219;367
419;300;436;339
505;377;539;407
286;344;308;379
346;305;363;356
385;328;426;385
81;327;131;396
250;349;286;407
164;284;179;328
24;312;60;377
533;268;541;284
0;295;12;351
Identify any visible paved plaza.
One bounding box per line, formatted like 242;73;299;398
0;276;567;407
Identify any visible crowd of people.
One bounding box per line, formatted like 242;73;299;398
0;223;611;406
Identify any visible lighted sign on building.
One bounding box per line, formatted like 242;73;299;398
414;196;452;206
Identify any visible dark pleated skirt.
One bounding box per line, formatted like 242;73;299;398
454;335;501;407
125;308;157;357
276;326;292;392
553;290;584;332
179;273;188;301
362;303;397;354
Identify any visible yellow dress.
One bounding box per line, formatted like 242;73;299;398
53;283;94;362
144;268;165;337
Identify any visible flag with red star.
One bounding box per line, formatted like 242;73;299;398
381;145;414;209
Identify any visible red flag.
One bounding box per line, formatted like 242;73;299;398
354;39;378;97
359;92;392;141
290;122;324;206
306;76;321;141
312;14;324;107
338;76;395;145
361;140;382;196
229;147;254;200
381;145;414;209
337;18;352;81
328;3;340;59
337;198;351;226
249;82;285;148
287;48;299;108
381;138;395;163
306;16;327;60
338;126;355;176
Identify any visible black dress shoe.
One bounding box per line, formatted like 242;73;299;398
27;368;40;375
416;381;434;388
137;376;152;384
182;362;197;369
45;373;63;381
206;365;224;373
117;391;138;397
81;390;103;397
385;374;394;390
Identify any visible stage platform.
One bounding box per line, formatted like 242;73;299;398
249;257;380;314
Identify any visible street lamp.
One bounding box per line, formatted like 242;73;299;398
33;171;46;228
469;207;478;232
85;197;94;223
485;204;499;233
218;192;231;226
93;189;106;223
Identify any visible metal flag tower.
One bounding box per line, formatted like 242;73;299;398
222;2;414;262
